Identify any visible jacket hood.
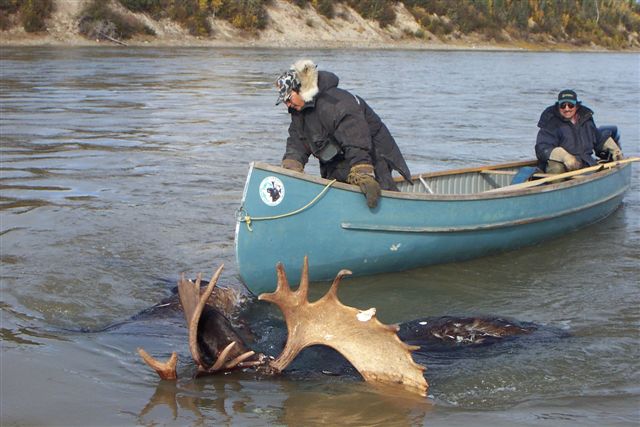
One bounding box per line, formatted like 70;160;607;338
317;71;339;93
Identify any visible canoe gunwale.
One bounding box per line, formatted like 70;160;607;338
250;160;629;201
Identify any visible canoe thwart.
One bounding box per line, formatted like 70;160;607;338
418;175;434;194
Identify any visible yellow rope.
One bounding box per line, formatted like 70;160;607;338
240;179;337;231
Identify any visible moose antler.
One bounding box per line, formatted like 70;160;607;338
137;348;178;380
138;265;261;379
259;256;428;396
179;267;260;373
139;259;427;396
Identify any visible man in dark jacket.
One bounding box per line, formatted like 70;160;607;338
275;59;411;208
535;89;623;174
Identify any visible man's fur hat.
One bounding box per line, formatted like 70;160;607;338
291;59;318;102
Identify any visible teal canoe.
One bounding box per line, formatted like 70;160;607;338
234;159;634;295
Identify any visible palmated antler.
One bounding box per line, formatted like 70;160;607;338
259;256;428;396
138;265;261;379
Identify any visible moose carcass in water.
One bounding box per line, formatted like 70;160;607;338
138;257;428;396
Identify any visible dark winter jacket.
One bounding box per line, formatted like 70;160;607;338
535;104;607;169
283;71;411;191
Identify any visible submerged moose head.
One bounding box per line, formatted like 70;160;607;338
138;257;428;396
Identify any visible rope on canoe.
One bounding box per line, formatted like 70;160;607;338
239;179;337;231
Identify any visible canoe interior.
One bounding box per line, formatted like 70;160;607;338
397;162;539;195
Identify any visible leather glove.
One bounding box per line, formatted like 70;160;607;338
549;147;581;171
602;137;623;161
347;164;381;208
282;158;304;172
545;160;567;175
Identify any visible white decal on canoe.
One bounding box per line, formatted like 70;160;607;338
390;243;402;251
259;176;285;206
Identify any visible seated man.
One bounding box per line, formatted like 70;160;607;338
274;59;411;208
535;89;622;174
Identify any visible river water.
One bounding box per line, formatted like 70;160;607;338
1;47;638;426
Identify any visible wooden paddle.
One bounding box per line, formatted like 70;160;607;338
486;157;640;193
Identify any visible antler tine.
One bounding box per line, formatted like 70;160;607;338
137;348;178;380
223;350;257;369
178;273;196;323
202;266;224;303
260;257;317;307
209;341;237;371
276;262;290;292
203;342;258;372
406;343;421;352
297;255;310;300
260;262;291;304
237;360;264;368
180;264;224;370
326;268;353;300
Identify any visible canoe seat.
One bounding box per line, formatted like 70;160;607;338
511;166;539;184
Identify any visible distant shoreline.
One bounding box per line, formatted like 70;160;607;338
2;33;634;53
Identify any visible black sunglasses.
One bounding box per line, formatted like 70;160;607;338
559;102;576;110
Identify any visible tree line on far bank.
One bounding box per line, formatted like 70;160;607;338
2;0;639;49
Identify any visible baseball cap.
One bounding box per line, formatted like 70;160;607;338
557;89;578;105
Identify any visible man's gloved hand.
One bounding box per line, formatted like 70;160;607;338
602;137;623;161
545;160;567;174
347;164;381;208
549;147;581;171
282;158;304;172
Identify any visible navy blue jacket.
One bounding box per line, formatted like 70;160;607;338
283;71;411;190
535;104;607;169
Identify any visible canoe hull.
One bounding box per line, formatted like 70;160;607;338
235;161;632;294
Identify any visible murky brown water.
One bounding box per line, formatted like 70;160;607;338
1;47;639;426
